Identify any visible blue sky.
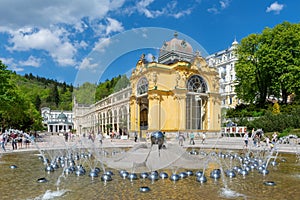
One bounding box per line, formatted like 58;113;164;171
0;0;299;85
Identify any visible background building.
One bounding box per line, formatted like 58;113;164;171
41;107;73;133
73;88;131;138
206;39;240;108
130;33;221;138
73;34;222;138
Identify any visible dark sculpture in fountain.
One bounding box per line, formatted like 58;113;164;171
150;131;165;149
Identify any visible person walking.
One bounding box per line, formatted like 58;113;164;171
272;132;278;144
251;128;255;138
201;132;206;144
189;132;195;145
265;136;270;149
134;132;138;142
64;132;68;142
10;132;18;150
98;132;103;145
243;132;249;148
178;132;185;146
17;133;23;149
0;132;6;151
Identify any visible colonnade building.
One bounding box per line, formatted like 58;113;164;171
73;34;223;138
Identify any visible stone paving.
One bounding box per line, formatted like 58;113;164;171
1;134;299;154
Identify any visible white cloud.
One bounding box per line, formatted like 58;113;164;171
7;27;77;66
19;55;41;67
0;0;125;30
145;53;157;62
105;18;124;35
128;0;196;19
0;0;126;67
266;1;284;14
208;0;231;14
220;0;230;9
172;9;192;19
207;7;219;14
93;37;111;53
136;0;163;18
0;57;23;72
77;57;99;70
74;40;89;50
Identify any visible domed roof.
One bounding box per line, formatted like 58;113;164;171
58;112;67;120
161;32;193;54
232;38;238;46
158;32;195;64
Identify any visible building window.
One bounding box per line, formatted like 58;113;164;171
187;75;207;93
137;77;148;96
186;75;208;130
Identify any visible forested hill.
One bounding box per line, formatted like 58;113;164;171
73;74;130;105
13;73;130;110
13;72;74;111
1;59;130;131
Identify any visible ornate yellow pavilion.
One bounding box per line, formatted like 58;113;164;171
130;33;221;135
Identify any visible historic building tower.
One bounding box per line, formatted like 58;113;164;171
72;33;222;138
130;33;221;136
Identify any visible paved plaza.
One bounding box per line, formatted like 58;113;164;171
1;133;299;154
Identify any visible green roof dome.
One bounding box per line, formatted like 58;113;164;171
58;112;67;120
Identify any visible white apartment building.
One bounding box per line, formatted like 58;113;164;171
206;39;240;108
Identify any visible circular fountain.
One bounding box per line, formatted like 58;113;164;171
1;131;298;200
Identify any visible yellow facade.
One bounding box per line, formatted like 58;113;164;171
130;53;221;134
73;34;222;137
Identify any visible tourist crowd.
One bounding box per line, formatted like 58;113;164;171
0;129;37;152
243;128;278;150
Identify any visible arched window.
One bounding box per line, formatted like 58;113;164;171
137;77;148;96
187;75;207;93
186;75;208;130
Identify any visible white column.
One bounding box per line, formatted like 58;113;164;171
207;98;211;129
116;107;119;134
127;105;130;133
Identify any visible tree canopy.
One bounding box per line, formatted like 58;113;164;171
1;58;130;131
74;75;130;105
0;61;43;131
235;21;300;106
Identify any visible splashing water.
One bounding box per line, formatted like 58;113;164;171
31;189;69;200
220;187;245;199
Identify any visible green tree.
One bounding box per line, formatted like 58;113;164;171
52;83;60;107
113;75;130;92
269;22;300;103
235;22;300;106
0;60;19;130
73;82;97;105
35;95;41;111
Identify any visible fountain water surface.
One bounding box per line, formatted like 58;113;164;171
0;132;299;200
